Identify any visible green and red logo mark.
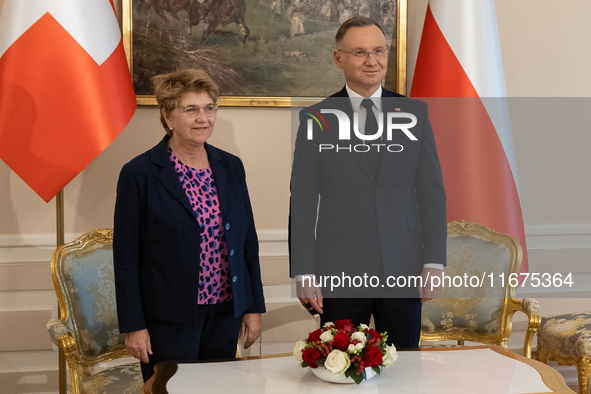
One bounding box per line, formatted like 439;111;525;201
303;107;328;136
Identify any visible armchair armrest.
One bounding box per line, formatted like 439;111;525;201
47;319;85;392
46;319;69;346
46;319;78;355
521;298;541;315
519;298;541;358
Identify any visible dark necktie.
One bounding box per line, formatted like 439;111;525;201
361;98;380;175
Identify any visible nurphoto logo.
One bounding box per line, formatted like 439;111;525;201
304;107;419;153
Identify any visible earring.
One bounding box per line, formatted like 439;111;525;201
169;126;173;131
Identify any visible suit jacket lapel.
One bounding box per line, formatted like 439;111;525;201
332;87;376;183
150;137;197;218
376;89;405;184
206;143;229;218
377;90;395;183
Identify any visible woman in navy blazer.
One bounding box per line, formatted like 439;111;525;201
113;69;265;382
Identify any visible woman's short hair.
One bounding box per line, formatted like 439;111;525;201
153;69;220;136
335;17;385;46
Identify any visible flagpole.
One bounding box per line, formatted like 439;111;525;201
56;189;67;394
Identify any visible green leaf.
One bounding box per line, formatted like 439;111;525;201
372;366;381;375
351;372;364;384
345;368;356;379
316;359;325;367
301;361;308;368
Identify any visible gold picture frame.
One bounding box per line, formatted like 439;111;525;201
122;0;407;107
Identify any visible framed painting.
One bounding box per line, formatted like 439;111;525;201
122;0;407;106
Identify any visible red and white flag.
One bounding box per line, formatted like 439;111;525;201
0;0;136;202
411;0;528;272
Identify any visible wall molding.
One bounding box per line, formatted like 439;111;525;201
1;224;590;263
0;233;82;248
257;229;289;257
524;224;591;251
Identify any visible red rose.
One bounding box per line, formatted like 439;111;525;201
334;319;355;333
302;347;322;368
364;346;383;367
332;332;350;351
368;328;383;340
307;329;322;343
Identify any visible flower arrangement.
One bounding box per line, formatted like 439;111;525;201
293;319;398;384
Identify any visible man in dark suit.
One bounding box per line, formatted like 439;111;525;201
290;17;446;348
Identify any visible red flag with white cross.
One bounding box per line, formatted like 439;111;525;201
0;0;136;202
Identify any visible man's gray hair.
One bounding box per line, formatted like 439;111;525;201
335;17;386;46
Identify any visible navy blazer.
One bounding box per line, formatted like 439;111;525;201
114;136;265;333
290;87;446;292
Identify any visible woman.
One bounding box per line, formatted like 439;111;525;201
113;69;265;382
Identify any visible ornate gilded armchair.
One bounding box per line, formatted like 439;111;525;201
47;229;143;394
420;221;541;358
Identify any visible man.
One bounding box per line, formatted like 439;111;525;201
289;17;446;348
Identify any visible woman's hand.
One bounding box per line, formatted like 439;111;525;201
125;329;153;363
239;313;262;349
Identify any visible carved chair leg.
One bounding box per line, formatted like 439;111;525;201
577;357;591;394
522;325;538;358
537;337;546;364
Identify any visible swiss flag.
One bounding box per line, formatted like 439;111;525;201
411;1;528;272
0;0;136;202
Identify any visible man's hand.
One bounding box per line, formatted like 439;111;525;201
240;313;262;349
419;268;443;303
297;279;323;314
125;329;152;363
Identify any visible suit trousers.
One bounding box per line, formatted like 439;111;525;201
320;297;422;349
140;301;243;382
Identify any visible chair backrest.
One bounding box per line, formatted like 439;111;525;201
421;221;523;345
51;229;127;368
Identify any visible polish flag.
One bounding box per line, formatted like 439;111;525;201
0;0;136;202
411;0;528;272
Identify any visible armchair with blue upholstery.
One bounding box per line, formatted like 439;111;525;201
420;221;541;358
47;229;143;394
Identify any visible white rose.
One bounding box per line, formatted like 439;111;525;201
359;323;370;330
324;349;351;375
293;340;307;364
355;342;364;350
319;330;334;343
350;331;367;346
323;322;334;328
347;344;356;353
382;344;398;368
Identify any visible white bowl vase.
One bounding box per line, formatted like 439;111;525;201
311;366;377;384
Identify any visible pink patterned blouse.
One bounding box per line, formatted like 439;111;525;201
169;146;232;304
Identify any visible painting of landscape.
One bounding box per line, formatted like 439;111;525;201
125;0;401;104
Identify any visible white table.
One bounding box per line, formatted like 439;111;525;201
145;346;574;394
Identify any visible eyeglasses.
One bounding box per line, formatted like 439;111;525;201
337;47;389;60
178;104;219;118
